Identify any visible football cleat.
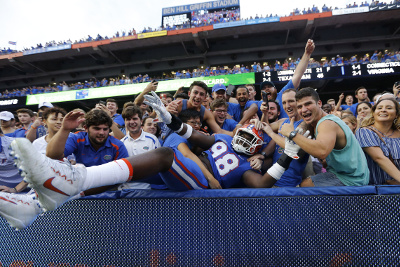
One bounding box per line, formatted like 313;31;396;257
11;138;86;212
0;192;42;230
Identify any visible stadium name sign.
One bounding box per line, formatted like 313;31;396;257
26;73;255;105
162;0;239;15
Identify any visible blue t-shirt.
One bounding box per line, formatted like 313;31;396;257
273;119;309;187
113;114;124;126
5;128;26;138
227;100;258;122
64;132;128;167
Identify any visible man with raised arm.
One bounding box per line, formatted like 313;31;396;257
279;87;369;187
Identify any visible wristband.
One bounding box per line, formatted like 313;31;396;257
13;187;18;193
267;163;286;180
179;125;193;139
167;114;183;132
31;126;37;130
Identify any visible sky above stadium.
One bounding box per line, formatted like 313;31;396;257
1;0;356;50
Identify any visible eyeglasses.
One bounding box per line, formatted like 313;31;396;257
213;109;227;114
187;121;202;126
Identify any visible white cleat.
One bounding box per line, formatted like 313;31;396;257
0;192;42;230
11;138;86;212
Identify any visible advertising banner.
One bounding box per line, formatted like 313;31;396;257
26;73;255;105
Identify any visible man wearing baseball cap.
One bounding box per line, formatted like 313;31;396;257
211;83;227;101
0;111;18;135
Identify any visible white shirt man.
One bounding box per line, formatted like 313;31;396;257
119;106;161;189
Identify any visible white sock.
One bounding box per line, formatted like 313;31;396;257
81;159;132;191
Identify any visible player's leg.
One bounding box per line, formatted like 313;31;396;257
11;138;174;212
159;148;209;191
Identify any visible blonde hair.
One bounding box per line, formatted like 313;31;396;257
341;114;357;127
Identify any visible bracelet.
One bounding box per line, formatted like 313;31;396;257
13;187;18;193
31;126;37;129
237;123;242;127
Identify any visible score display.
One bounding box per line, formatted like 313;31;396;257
255;63;400;83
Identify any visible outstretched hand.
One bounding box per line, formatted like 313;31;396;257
305;39;315;55
144;91;172;124
62;111;85;131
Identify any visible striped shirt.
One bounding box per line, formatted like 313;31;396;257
356;127;400;185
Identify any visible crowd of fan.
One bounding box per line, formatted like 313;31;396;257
1;48;400;99
1;39;400;231
3;0;397;55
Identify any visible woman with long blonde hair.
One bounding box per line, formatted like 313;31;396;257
356;99;400;185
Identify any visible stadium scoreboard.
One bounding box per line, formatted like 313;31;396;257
162;0;240;28
255;63;400;83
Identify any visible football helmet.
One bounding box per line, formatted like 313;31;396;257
232;124;264;156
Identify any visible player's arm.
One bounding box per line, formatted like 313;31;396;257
46;111;85;160
280;118;336;159
177;143;222;189
291;39;315;89
144;92;216;150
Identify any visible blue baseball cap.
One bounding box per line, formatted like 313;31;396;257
212;83;226;93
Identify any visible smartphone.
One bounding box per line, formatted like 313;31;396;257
261;91;269;109
38;112;43;118
226;84;235;96
99;100;106;106
395;81;400;87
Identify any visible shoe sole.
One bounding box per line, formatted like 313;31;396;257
11;139;57;211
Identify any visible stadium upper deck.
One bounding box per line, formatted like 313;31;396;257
0;4;399;95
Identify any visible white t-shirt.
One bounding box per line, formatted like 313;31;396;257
32;135;48;155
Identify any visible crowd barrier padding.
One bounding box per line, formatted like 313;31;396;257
0;186;399;266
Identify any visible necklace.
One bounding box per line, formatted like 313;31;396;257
371;126;395;138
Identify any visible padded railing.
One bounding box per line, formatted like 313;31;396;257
0;186;399;266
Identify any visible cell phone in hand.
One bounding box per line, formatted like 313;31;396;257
99;100;106;106
38;112;43;118
261;91;269;109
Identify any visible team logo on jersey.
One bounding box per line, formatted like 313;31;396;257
278;147;284;154
143;146;150;150
103;155;112;160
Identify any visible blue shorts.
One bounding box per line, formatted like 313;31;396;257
310;171;345;187
159;148;209;191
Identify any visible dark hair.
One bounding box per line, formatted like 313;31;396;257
210;98;228;111
122;101;135;110
356;101;372;112
43;107;67;121
106;98;118;107
295;87;320;103
268;100;280;112
163;93;174;99
85;109;113;128
189;81;208;93
175;93;189;100
122;105;143;120
179;109;201;123
16;108;34;117
355;86;366;95
236;85;249;94
142;117;161;137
